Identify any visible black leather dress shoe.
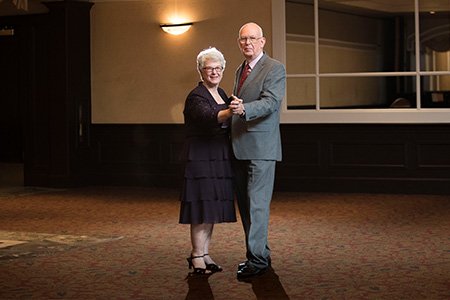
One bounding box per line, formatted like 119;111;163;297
238;257;271;271
236;264;268;280
238;261;248;271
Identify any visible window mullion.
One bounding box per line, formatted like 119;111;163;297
314;0;320;111
415;0;421;109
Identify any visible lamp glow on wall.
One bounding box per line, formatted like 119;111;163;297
160;22;193;35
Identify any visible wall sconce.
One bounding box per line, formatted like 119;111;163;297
0;26;15;36
160;22;193;35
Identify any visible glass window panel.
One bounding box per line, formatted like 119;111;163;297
286;0;314;36
319;76;417;109
287;77;316;109
419;1;450;71
286;0;315;74
402;11;417;71
320;77;385;108
423;73;450;91
421;75;450;108
286;38;315;74
318;0;400;73
318;42;381;73
315;0;420;73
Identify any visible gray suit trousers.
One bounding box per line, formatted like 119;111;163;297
234;159;276;269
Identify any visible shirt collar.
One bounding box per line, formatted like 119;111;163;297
246;51;264;70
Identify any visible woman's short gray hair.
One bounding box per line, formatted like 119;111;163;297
196;47;226;71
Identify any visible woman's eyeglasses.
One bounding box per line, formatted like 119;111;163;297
202;67;223;73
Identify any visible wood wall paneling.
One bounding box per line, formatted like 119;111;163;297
86;124;450;194
276;124;450;194
89;124;184;187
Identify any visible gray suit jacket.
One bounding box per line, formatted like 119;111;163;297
231;53;286;161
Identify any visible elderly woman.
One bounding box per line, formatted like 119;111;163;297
179;47;236;275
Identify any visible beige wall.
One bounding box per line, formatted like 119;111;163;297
91;0;273;124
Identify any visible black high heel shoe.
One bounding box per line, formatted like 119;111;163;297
187;255;211;275
204;254;223;273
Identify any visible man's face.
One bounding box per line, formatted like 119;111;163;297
238;24;266;61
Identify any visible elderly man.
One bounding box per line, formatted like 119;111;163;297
229;22;286;280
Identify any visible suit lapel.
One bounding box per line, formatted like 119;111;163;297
237;54;267;96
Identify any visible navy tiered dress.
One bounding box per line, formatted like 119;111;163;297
179;83;236;224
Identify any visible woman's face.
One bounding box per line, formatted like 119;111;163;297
200;59;223;87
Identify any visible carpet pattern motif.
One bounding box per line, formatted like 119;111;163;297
0;187;449;299
0;230;123;260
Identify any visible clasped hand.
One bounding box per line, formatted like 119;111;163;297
229;95;244;115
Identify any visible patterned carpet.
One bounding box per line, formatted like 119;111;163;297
0;187;449;299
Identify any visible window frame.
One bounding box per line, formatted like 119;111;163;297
272;0;450;124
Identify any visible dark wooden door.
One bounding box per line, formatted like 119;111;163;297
0;30;23;163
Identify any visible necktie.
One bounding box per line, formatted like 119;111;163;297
237;63;251;94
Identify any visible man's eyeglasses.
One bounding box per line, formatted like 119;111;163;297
238;36;262;44
202;67;223;73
